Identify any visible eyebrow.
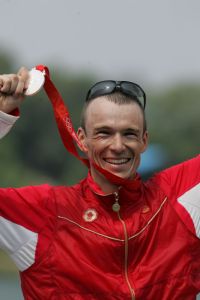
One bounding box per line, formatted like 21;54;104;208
93;126;112;133
125;128;140;134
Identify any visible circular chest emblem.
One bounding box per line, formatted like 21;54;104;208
83;209;98;222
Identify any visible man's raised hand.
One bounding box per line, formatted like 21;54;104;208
0;67;29;114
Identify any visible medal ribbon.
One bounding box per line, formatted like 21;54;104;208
35;65;89;167
35;65;141;188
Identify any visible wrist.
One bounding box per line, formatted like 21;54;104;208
0;109;19;122
0;110;20;139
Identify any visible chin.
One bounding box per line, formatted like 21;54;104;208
107;169;136;180
98;160;137;179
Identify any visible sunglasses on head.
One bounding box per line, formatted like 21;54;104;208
85;80;146;109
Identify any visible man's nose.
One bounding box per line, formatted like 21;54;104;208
109;134;125;153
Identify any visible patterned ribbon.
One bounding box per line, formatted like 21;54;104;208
35;65;141;188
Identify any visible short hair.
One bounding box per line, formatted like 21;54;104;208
80;92;147;133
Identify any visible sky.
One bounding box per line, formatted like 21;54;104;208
0;0;200;88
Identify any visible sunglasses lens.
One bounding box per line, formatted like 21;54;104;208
121;82;146;108
86;80;146;109
121;82;144;97
86;81;116;101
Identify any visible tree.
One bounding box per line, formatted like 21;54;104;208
148;82;200;166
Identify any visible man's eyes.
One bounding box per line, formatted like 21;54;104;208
96;131;110;136
95;131;139;138
124;131;138;137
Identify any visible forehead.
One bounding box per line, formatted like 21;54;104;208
84;97;144;130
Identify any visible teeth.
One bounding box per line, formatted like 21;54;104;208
104;158;130;165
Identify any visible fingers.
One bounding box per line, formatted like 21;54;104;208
17;67;29;90
15;66;29;95
0;74;20;95
10;75;19;93
0;67;29;96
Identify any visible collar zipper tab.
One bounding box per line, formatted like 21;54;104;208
112;192;121;212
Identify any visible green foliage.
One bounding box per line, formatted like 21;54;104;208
148;83;200;165
0;49;15;73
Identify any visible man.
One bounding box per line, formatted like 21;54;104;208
0;67;200;300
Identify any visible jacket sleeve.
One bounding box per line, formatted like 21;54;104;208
0;110;19;139
0;184;56;271
155;155;200;237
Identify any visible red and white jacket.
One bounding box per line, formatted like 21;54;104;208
0;111;200;300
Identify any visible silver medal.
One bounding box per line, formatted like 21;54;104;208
25;68;45;96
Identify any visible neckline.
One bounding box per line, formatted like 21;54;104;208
86;171;142;197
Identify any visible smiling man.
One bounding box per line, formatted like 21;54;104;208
78;92;148;193
0;68;200;300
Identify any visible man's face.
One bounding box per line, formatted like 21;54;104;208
78;97;148;182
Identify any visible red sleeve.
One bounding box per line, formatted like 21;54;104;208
10;108;20;116
153;155;200;237
0;184;55;232
154;155;200;200
0;184;56;271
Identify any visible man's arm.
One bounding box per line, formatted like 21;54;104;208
0;68;56;271
154;155;200;237
0;185;55;271
0;67;29;138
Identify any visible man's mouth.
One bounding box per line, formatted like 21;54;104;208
103;158;131;165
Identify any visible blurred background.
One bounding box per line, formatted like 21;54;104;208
0;0;199;298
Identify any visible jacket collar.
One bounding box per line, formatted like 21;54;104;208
86;171;142;197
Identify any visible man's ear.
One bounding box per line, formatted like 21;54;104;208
141;131;149;153
77;127;88;153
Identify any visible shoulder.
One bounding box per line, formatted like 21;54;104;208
150;155;200;238
0;183;53;204
152;154;200;198
52;178;86;203
51;179;87;217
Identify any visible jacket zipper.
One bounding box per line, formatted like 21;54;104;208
113;192;135;300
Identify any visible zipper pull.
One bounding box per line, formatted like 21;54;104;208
112;192;121;212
